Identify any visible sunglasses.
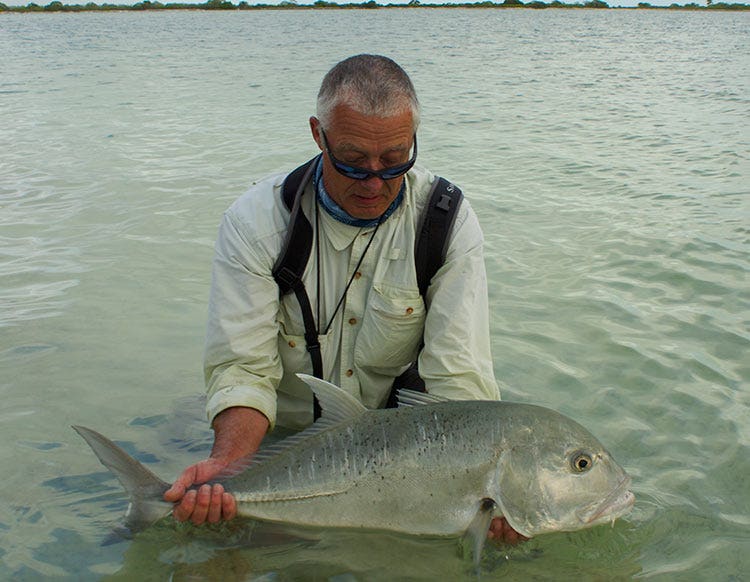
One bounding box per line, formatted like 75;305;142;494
321;129;417;181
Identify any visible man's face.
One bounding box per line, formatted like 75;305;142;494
310;105;415;220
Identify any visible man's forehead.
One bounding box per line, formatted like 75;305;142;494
333;136;412;153
328;103;413;127
326;108;414;149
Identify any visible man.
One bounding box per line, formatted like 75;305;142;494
165;54;525;544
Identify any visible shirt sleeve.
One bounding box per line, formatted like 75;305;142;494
418;198;500;401
203;209;283;429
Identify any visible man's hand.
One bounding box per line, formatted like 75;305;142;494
164;459;237;524
163;406;269;525
488;517;529;545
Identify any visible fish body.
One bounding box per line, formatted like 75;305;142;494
228;403;501;536
74;375;634;558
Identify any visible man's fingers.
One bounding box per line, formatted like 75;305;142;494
163;484;182;503
487;517;529;545
173;489;197;522
164;461;237;524
163;465;198;502
163;477;188;502
207;484;225;524
190;484;212;525
222;492;237;521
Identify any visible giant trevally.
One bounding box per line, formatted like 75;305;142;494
73;374;634;561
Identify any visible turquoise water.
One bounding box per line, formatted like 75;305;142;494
1;9;748;580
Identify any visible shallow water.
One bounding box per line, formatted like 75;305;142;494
1;8;748;580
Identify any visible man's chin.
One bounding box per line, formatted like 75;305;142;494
347;202;387;221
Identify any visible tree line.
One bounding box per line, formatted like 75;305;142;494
2;0;747;11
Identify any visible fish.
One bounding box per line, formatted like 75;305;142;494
73;374;634;562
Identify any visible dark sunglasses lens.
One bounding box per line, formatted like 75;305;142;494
380;164;410;179
336;163;370;180
352;167;402;180
324;130;416;181
337;160;412;181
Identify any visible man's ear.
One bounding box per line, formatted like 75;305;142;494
309;117;323;151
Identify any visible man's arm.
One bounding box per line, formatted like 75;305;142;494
204;207;285;429
168;187;287;524
419;198;499;401
163;406;269;524
419;198;526;542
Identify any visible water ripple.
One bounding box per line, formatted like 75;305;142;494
1;9;748;582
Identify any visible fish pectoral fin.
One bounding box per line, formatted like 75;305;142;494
462;497;497;569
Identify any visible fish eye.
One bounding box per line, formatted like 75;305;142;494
571;451;593;473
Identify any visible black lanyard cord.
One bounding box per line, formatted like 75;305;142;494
315;196;384;336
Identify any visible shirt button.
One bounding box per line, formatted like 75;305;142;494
348;317;357;325
288;340;296;348
345;369;354;377
354;271;362;279
406;307;414;315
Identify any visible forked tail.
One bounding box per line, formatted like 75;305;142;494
73;425;172;530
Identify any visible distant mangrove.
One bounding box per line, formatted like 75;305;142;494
1;0;747;11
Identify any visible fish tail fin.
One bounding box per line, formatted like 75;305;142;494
72;425;172;531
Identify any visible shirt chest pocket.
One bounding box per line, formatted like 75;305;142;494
354;285;426;368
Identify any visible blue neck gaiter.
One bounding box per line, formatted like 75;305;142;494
314;158;404;227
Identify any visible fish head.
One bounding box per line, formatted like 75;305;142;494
492;405;635;538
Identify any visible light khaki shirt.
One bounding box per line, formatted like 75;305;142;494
205;162;499;430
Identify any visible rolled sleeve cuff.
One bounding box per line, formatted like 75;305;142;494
206;385;278;430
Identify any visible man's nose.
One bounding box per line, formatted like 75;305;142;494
361;173;385;191
359;159;387;190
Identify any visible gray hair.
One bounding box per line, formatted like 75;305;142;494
316;54;420;131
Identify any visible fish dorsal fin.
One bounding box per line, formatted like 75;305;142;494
219;376;368;474
296;374;368;422
397;389;449;408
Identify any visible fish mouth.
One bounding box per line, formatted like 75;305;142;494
583;477;635;526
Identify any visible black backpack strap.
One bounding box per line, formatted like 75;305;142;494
274;155;319;296
272;155;323;418
415;177;463;297
386;177;463;407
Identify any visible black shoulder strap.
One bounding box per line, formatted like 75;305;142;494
415;177;463;297
273;155;319;296
272;156;323;419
